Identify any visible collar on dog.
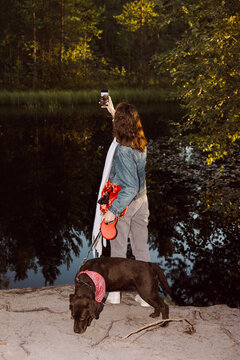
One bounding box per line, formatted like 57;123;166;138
77;270;106;303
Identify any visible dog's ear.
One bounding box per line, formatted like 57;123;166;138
89;300;101;319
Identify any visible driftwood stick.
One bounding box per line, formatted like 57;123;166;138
5;305;66;314
121;318;195;340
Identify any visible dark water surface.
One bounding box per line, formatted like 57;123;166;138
0;102;239;307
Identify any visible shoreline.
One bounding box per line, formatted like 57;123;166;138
0;284;239;360
0;88;178;107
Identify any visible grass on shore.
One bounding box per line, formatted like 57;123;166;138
0;88;178;109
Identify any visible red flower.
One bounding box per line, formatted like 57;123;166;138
98;181;127;217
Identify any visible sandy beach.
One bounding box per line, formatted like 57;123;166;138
0;285;239;360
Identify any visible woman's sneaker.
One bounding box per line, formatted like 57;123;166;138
134;294;150;307
106;291;121;304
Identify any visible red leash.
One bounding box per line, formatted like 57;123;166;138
81;218;118;265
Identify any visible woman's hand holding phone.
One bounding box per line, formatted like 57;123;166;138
100;90;115;118
104;96;115;118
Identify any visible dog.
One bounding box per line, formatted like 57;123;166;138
69;257;172;334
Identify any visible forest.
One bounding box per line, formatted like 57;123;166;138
0;0;240;163
0;0;175;89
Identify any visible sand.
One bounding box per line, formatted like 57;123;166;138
0;285;239;360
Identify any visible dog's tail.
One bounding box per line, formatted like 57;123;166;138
152;263;172;297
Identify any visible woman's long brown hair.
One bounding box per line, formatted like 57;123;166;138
113;102;147;152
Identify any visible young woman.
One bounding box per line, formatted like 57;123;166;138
102;100;150;265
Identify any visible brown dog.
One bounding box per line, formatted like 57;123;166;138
69;257;172;334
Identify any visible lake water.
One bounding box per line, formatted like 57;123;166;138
0;102;239;307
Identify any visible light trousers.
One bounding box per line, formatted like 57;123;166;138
110;195;150;262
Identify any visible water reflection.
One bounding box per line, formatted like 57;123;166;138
0;105;111;288
147;136;240;307
0;103;239;307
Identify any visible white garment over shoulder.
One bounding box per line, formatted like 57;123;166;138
92;138;118;256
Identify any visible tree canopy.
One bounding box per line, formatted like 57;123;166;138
0;0;240;163
0;0;169;89
153;0;240;163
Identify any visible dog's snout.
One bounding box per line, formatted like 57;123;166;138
74;325;86;334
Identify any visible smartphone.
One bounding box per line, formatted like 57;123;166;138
100;89;109;106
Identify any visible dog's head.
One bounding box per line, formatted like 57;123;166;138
69;293;101;334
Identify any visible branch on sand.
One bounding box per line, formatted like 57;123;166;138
5;304;66;314
121;318;195;340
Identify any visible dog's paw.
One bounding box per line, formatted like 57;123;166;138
149;312;159;318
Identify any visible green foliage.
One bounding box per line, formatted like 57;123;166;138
153;0;240;163
64;0;103;78
0;0;171;89
115;0;159;31
114;0;166;83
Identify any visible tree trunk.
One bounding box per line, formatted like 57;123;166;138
139;0;145;84
59;0;65;80
83;31;87;77
32;3;37;88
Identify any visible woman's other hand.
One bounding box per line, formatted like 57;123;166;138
102;210;116;223
101;96;115;118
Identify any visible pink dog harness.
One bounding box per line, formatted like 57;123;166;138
77;270;106;303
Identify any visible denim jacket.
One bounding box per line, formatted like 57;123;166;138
109;144;147;217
